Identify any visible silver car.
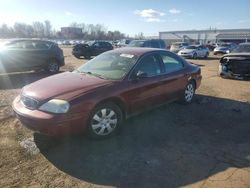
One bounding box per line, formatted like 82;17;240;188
178;45;209;59
213;43;237;55
170;42;189;53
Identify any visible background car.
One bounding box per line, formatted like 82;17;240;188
72;41;113;59
128;39;166;49
178;45;209;59
213;43;237;55
117;39;132;47
13;47;201;139
0;39;64;73
170;42;189;53
219;43;250;79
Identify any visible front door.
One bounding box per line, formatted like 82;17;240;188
125;53;165;114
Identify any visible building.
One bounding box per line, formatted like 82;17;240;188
159;29;250;45
61;27;83;39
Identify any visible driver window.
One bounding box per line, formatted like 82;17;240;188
133;54;161;77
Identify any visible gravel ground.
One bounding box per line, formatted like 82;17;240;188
0;47;250;188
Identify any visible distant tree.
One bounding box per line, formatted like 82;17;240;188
14;23;27;37
0;24;14;38
33;21;45;38
44;20;52;38
0;20;129;40
135;32;145;39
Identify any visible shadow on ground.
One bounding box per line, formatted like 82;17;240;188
35;95;250;187
0;71;64;90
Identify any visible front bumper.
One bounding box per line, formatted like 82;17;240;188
214;50;227;54
178;53;193;58
219;64;250;79
12;95;88;136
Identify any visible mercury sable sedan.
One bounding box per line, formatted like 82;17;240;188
13;48;202;139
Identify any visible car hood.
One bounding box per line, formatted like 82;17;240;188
179;49;195;53
22;72;113;101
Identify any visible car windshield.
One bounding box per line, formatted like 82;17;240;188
86;41;95;46
231;44;250;53
76;52;137;80
128;40;145;47
185;46;197;49
219;43;230;47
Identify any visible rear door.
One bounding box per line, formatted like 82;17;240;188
31;41;52;68
158;51;188;100
91;42;102;56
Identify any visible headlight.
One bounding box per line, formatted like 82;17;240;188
39;99;70;114
222;65;228;71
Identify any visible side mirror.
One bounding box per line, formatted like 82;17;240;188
136;71;147;78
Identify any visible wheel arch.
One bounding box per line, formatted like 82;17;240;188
94;97;127;119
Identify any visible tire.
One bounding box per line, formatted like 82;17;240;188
47;59;59;74
180;81;196;104
74;55;81;59
84;54;91;59
192;53;197;59
204;52;209;58
87;102;123;139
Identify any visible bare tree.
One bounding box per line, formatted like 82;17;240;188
44;20;52;38
33;21;45;38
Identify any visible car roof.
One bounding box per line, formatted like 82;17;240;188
7;38;54;44
111;47;166;56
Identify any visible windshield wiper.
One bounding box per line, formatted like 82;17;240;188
80;71;107;79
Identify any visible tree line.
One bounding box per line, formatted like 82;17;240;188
0;20;145;40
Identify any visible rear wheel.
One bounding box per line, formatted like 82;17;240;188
180;81;196;104
204;52;209;58
87;103;123;139
47;59;59;74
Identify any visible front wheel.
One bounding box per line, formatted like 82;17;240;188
47;59;59;74
180;81;196;104
192;53;197;59
87;103;123;139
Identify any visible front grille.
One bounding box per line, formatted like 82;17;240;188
229;61;250;75
21;95;39;109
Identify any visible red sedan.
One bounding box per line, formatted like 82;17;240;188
13;48;202;138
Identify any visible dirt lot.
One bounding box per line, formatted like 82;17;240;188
1;47;250;188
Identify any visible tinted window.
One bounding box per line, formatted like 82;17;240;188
186;46;198;49
161;53;183;73
133;54;161;77
159;40;166;48
34;41;51;50
93;42;100;47
6;41;27;49
143;41;151;47
128;40;145;47
232;44;250;53
151;41;159;48
104;42;112;48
